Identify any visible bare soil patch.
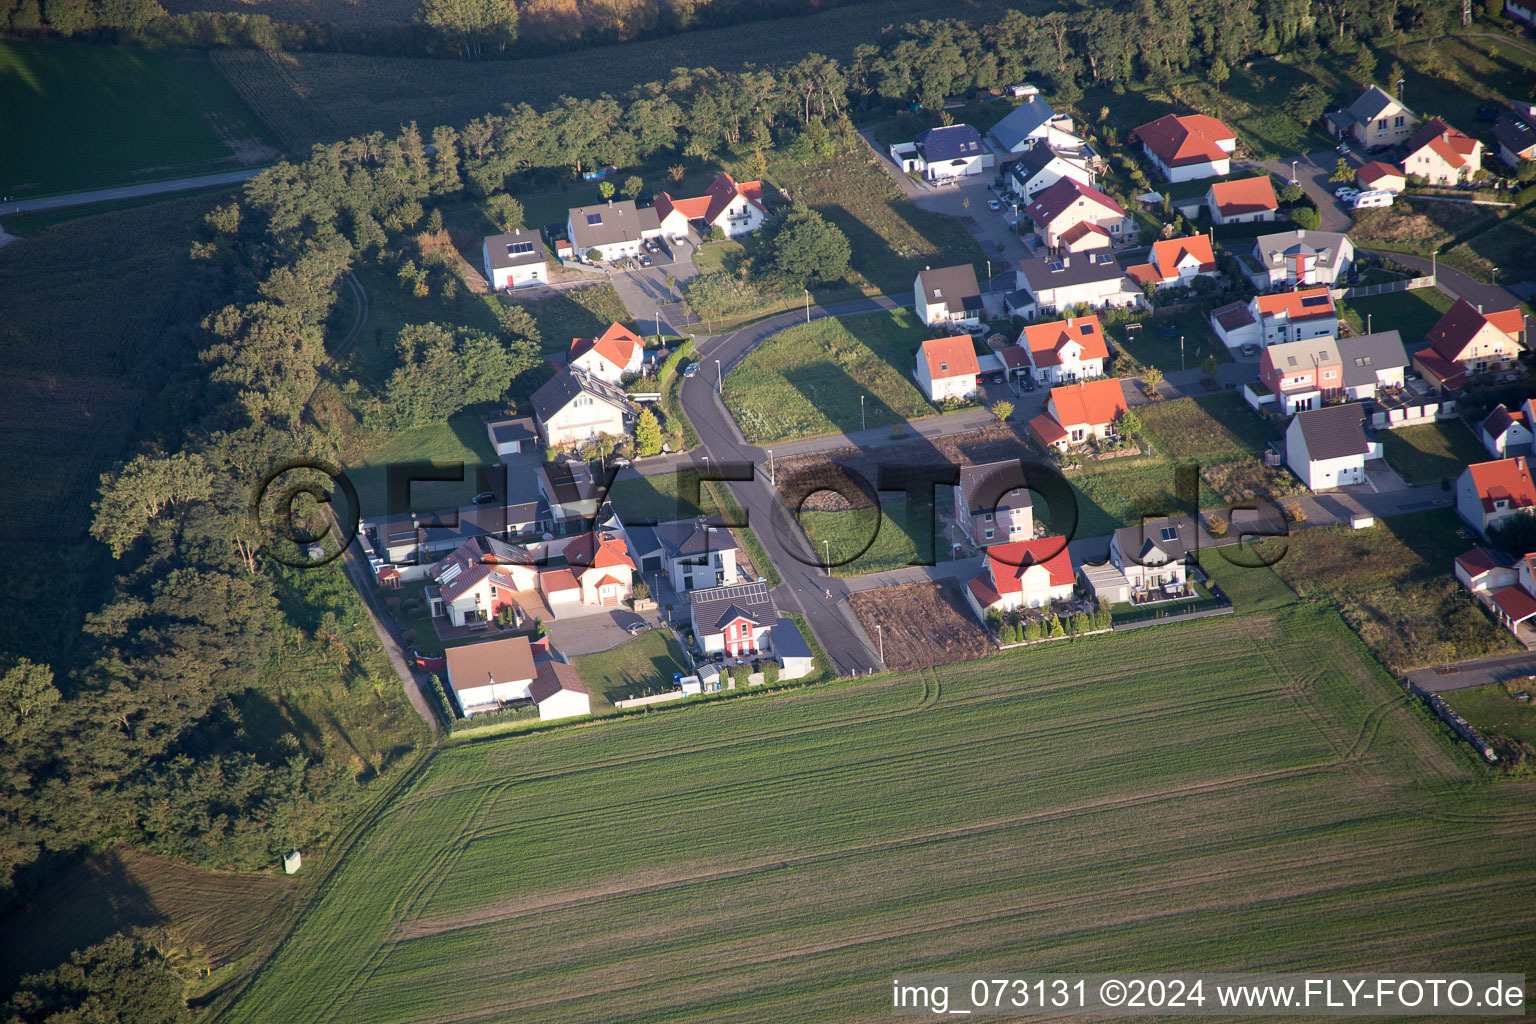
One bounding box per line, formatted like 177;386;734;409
850;580;992;671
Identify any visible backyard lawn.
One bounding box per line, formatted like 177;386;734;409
1338;288;1454;348
723;308;940;443
571;630;692;711
1109;307;1229;376
1378;421;1487;487
608;469;719;524
345;412;501;518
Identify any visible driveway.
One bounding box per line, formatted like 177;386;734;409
1237;149;1355;233
606;241;698;334
543;604;664;657
1406;650;1536;692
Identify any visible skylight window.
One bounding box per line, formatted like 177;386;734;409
1160;526;1178;541
587;213;603;225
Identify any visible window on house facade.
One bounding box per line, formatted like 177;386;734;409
1394;115;1405;126
985;529;994;540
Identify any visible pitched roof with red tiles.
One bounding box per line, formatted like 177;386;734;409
1025;177;1126;229
563;531;635;573
1209;175;1278;216
1253;287;1335;322
1357;160;1404;186
569;321;643;370
1425;298;1523;361
1212;301;1256;331
1404;118;1480;170
1456;547;1513;577
920;334;980;380
986;536;1075;594
1151;233;1217;274
1491;585;1536;623
1058;222;1112;248
539;568;581;593
1049;377;1128;428
703;171;766;224
655;191;712;221
1021;315;1110;368
1411;347;1469;392
1468;457;1536;513
1132;113;1236;167
1029;413;1069;446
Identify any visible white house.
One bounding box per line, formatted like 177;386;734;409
1454;547;1518;595
1493;115;1536;170
1338;330;1408;402
482;228;548;289
1482;401;1534;458
771;616;816;680
1246;229;1355;288
655;172;768;239
568;322;645;383
1206;176;1279;226
1029;377;1129;452
1126;234;1219;290
627;519;740;593
1326;85;1418;148
1024;177;1134;249
1457;457;1536;538
1005;144;1095;200
915;335;980;403
1110;515;1196;596
566;199;663;260
1131;114;1238;182
689;580;775;657
1211;288;1337;351
444;636;537;717
965;537;1075;614
987;96;1077;156
914;264;983;328
890;124;992;182
561;530;635;607
486;416;538;455
527;659;591;720
1285;402;1378;490
1009;249;1144;318
531;369;632;448
1017;314;1109;385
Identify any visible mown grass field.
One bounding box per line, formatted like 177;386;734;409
1109;307;1229;376
216;592;1536;1024
0;40;273;197
1443;679;1536;760
796;498;930;578
571;630;692;712
607;469;719;524
723;309;939;443
1378;421;1488;487
1338;288;1454;349
1140;393;1276;462
344;413;502;518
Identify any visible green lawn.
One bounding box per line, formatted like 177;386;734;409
796;499;930;578
1140;393;1276;462
0;40;274;197
1378;421;1487;487
1442;680;1536;764
1338;288;1454;349
1444;204;1536;285
572;630;692;711
511;283;634;355
723;308;939;443
216;595;1535;1024
1054;459;1218;538
608;469;719;524
345;412;502;518
1109;308;1229;376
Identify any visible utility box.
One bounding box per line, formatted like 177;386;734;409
284;850;302;874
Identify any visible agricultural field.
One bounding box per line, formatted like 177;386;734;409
216;596;1536;1024
723;309;939;443
1378;421;1488;487
1441;678;1536;768
770;149;988;296
848;580;991;670
1263;508;1522;675
1337;288;1454;349
571;630;692;712
1;40;275;197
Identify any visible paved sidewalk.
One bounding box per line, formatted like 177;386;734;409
1407;650;1536;692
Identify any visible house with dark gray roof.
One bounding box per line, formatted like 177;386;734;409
771;617;815;680
565;199;663;260
987;96;1076;155
627;518;740;593
1245;228;1355;288
1110;515;1198;597
1285;402;1379;490
954;460;1034;546
914;264;983;328
486;415;538;455
481;228;548;290
1009;248;1143;318
1006;143;1096;200
1337;330;1408;399
1325;85;1417;148
890;124;993;182
531;368;632;448
689;580;775;657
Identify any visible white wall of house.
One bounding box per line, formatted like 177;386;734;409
915;363;977;403
1026;280;1142;316
1456;561;1517;594
1145;147;1230;183
455;679;532;715
1485;419;1533;458
711;195;765;237
541;400;627;447
1286;418;1365;489
992;565;1074;611
670;549;738;592
537;689;591;720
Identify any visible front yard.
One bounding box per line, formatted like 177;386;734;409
1378;421;1487;487
571;629;692;713
722;308;940;443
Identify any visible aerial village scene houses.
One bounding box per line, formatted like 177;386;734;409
343;51;1536;750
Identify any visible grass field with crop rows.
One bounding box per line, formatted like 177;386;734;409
216;587;1536;1024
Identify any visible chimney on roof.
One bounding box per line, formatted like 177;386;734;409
1061;255;1071;268
1297;228;1306;238
1478;303;1484;313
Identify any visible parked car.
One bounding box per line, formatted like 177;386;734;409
609;456;632;469
990;373;1004;384
639;254;652;266
1023;378;1038;392
1240;344;1260;358
645;240;660;252
987;199;1001;211
626;621;651;636
472;490;497;505
975;373;987;385
1334;186;1359;200
683;362;700;377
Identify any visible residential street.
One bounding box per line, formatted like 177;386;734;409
1406;649;1536;692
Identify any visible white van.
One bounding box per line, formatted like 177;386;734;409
1351;190;1394;210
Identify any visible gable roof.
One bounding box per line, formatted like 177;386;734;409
1337;330;1407;388
488;416;538;446
1467;457;1536;513
1254;287;1335;322
563;530;634;573
1049;377;1128;428
1209;175;1278;216
957;459;1034;516
529;659;587;702
1293;402;1370;461
915;124;985;162
1113;515;1196;567
439;562;517;607
1492;585;1536;624
484;228;545;270
1456;546;1514;577
1132;113;1236;167
1008;143;1068;181
1426;298;1523;360
771;616;812;659
654;519;737;560
916;264;982;313
1017;248;1126;292
920;334;980;380
1252;228;1352;272
702;171;766;225
1493;115;1536;158
1029;412;1069;446
1212;301;1256;331
1151;233;1217;274
530;368;631;422
1347;85;1405;123
689;580;774;633
1404;118;1480;169
1021;315;1109;367
986;537;1074;593
444;635;535;693
1357;160;1405;186
570;321;643;371
1058;221;1112;248
1264;336;1342;383
989;96;1059;150
1026;177;1125;229
568;199;660;249
1482;403;1527;440
655;191;712;222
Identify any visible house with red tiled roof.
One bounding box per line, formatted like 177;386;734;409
1454;547;1517;595
655;171;768;239
1030;378;1129;451
1205;175;1279;226
1210;287;1337;351
1025;177;1134;249
568;322;645;382
1411;298;1527;393
1463;549;1536;644
1457;456;1536;538
1402;119;1483;184
1355;161;1406;195
915;334;980;403
1131;113;1238;182
1126;233;1218;289
965;537;1076;614
1017;315;1110;385
562;530;636;606
1482;399;1535;459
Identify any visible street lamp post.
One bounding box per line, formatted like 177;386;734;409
876;623;884;667
804;288;810;323
1431;249;1437;282
716;359;722;391
1290;159;1297;185
822;538;830;577
1180;335;1185;373
655;310;661;336
766;448;774;485
861;394;866;431
1367;313;1372;334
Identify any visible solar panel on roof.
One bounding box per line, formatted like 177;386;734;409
586;213;603;225
1047;261;1064;272
1160;526;1178;541
1300;294;1329;307
508;241;535;254
1079;324;1096;334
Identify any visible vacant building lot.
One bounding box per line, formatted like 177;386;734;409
217;592;1534;1024
1442;679;1536;769
1378;421;1488;487
849;580;991;671
723;310;937;443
